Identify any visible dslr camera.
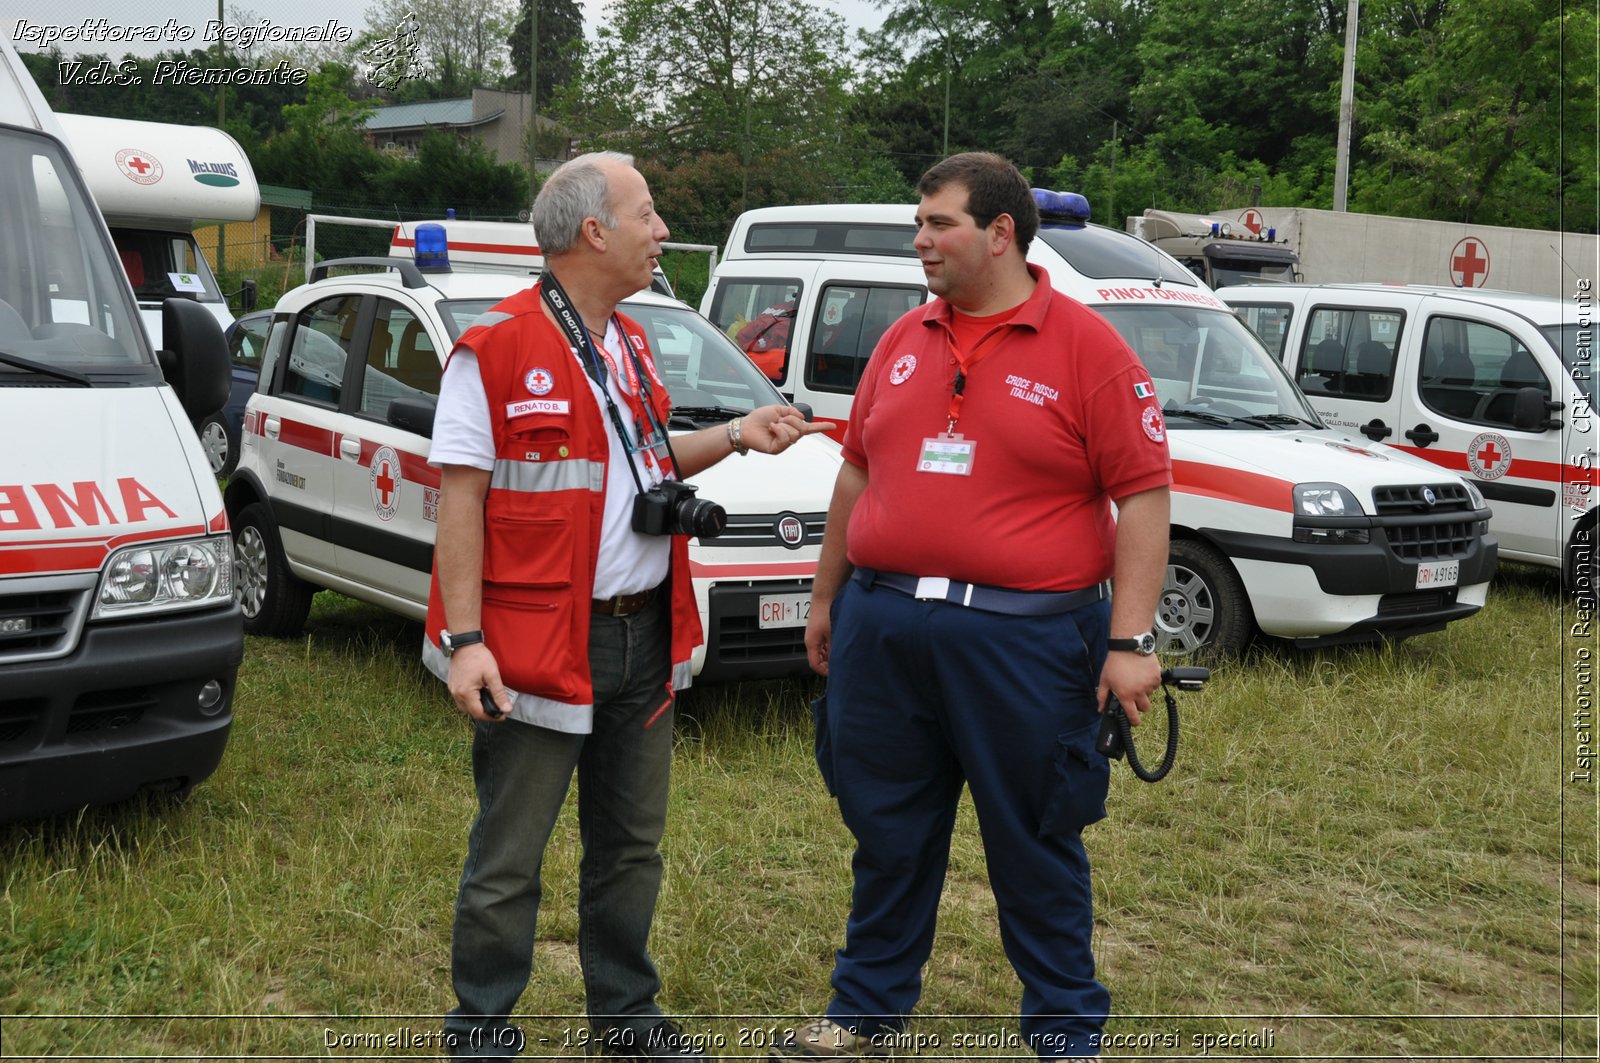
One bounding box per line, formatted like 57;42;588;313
632;480;727;538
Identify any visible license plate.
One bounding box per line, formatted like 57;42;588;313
758;592;811;630
1415;560;1459;590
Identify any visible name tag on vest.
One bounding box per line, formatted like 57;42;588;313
506;398;571;417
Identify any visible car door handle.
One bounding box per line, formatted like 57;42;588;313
1361;419;1392;441
263;415;280;440
339;437;363;461
1404;423;1440;447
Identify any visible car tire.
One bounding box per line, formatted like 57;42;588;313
233;502;313;637
200;415;236;478
1155;539;1253;657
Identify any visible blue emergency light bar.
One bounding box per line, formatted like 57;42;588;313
1033;189;1092;228
413;223;451;272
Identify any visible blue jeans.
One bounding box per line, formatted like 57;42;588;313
445;593;676;1057
816;577;1113;1058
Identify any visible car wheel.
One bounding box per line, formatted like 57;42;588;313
233;502;313;637
1155;539;1253;656
200;416;236;477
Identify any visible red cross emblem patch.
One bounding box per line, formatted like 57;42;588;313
526;367;554;396
1466;431;1511;480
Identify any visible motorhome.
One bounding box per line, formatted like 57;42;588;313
56;112;260;344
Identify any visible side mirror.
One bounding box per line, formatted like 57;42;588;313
1511;386;1562;432
790;401;815;422
239;278;258;313
158;297;230;426
388;396;436;438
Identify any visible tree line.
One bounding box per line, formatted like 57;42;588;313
21;0;1596;248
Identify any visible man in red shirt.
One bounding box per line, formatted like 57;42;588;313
781;153;1172;1060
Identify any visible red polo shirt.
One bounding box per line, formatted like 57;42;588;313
841;264;1171;591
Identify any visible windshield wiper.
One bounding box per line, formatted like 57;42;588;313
0;350;92;386
1162;406;1235;426
1240;412;1321;428
670;404;746;423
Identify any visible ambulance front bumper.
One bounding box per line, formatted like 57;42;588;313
0;603;243;821
1209;525;1499;646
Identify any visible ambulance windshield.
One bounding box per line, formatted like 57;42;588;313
1095;305;1322;428
0;127;149;379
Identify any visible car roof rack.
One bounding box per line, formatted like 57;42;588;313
309;256;429;288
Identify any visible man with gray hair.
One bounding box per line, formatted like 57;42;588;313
425;152;829;1059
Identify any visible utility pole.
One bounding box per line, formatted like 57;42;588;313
216;0;227;276
1332;0;1359;211
529;0;539;201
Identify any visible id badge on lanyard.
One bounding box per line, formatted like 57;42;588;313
919;432;976;475
916;328;1004;477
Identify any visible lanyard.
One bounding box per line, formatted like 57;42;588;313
943;324;1011;432
539;273;678;485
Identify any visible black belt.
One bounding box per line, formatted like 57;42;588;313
853;568;1109;617
592;585;658;617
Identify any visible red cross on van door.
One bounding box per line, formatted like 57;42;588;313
375;460;397;507
1450;237;1490;288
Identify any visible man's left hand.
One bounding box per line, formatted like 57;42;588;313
740;405;837;454
1097;649;1162;726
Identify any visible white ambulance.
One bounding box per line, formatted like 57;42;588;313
226;244;841;681
701;196;1500;654
56;112;261;344
0;40;240;820
1219;282;1594;589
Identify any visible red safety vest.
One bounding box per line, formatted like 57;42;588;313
423;285;703;712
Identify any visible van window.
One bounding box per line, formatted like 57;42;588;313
1231;304;1294;361
1296;307;1403;401
804;284;924;393
1035;225;1194;285
0;135;144;370
745;222;917;257
706;278;802;382
1541;324;1591;402
358;299;439;420
1419;316;1551;426
283;294;358;406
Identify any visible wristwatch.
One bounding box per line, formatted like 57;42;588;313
1107;631;1158;656
440;629;484;656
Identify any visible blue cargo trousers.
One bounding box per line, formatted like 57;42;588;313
815;575;1114;1059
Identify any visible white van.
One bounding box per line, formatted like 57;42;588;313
386;214;681;296
56;112;261;345
1219;282;1594;586
0;40;241;820
226;243;842;681
702;198;1500;654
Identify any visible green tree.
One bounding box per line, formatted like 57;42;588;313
1355;0;1593;231
505;0;586;103
561;0;858;237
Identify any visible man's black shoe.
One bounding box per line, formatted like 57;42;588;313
599;1020;708;1060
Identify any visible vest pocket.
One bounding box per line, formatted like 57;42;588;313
1038;717;1111;837
480;592;582;701
484;504;576;589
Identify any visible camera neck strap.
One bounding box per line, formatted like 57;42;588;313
539;273;679;492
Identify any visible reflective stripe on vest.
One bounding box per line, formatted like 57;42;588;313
490;457;606;494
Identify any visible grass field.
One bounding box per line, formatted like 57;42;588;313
1;563;1595;1060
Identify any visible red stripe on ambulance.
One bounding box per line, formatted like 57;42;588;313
1171;460;1294;512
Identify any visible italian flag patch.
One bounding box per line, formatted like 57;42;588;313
1133;381;1154;399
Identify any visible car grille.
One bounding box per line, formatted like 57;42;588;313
713;511;826;550
0;576;93;664
1371;483;1478;562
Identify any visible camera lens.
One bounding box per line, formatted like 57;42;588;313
677;496;727;539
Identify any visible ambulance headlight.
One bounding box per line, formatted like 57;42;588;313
1460;477;1486;510
1293;482;1362;518
1292;483;1371;545
95;535;233;618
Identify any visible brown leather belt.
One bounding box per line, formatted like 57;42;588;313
592;586;657;617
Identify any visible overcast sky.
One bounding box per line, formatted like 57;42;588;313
7;0;883;60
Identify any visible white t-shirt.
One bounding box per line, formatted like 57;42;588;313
431;321;672;600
